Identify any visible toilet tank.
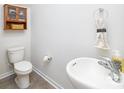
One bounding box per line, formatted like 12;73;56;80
7;47;25;63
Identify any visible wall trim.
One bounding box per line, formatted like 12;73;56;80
0;70;14;80
0;67;64;89
33;66;64;89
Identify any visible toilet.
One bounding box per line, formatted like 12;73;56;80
7;47;32;89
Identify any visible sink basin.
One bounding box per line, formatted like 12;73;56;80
66;57;124;89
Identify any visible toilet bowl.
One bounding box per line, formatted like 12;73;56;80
7;47;32;88
14;61;32;88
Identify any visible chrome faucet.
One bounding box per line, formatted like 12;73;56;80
98;57;121;82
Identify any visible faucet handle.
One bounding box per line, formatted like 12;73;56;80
112;61;122;71
99;56;111;62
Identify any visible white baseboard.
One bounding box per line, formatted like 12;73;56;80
0;71;14;80
0;67;64;89
33;66;64;89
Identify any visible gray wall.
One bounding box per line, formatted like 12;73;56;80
0;5;31;76
31;4;124;88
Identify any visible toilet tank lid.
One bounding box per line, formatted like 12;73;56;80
8;47;24;52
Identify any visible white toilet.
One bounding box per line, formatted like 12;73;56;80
7;47;32;89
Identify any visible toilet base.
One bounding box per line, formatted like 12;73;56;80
15;74;30;89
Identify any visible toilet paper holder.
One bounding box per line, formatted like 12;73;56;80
43;56;52;63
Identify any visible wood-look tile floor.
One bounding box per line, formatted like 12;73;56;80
0;71;55;89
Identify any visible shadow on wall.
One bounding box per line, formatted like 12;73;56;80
1;30;25;37
96;48;112;58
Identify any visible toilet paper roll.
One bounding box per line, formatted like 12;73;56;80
43;56;52;63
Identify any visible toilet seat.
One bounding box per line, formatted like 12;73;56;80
14;61;32;75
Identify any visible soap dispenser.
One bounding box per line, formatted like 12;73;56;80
111;50;124;72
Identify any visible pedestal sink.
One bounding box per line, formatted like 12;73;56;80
66;57;124;89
